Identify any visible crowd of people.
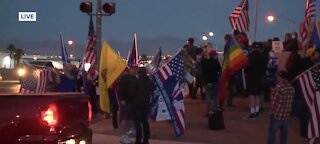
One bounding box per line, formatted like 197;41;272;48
183;30;320;144
35;30;320;144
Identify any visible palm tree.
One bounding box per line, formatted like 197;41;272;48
7;44;16;68
13;49;24;67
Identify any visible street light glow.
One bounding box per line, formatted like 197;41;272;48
267;15;275;22
209;32;214;36
67;40;74;46
202;36;208;41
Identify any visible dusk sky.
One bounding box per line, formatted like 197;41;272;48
0;0;316;54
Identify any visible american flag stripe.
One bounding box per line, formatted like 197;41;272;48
229;0;249;32
300;0;316;48
300;20;309;47
174;110;185;133
298;64;320;142
37;70;48;92
306;0;316;19
150;49;185;136
20;68;48;93
79;16;96;71
172;83;180;97
158;64;172;81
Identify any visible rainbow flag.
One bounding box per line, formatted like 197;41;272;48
218;37;248;102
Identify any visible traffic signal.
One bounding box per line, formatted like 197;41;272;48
103;2;115;14
80;2;92;13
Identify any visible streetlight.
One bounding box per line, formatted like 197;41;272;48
67;40;75;59
266;14;296;31
202;35;208;41
67;40;74;46
267;15;275;22
209;32;215;37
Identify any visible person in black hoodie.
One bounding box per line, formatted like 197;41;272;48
118;67;137;144
244;42;267;119
130;67;155;144
202;50;221;114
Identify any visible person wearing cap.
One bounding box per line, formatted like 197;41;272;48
57;63;78;92
267;71;295;144
244;41;268;119
43;61;60;92
130;67;155;144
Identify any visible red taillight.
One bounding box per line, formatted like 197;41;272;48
88;101;92;125
41;104;58;126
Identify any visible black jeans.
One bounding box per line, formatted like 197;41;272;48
133;108;150;144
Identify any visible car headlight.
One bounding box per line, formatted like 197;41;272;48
17;68;26;77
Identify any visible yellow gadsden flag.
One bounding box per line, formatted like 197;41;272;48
99;42;126;113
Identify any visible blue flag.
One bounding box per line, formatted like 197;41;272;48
60;33;70;66
312;23;320;51
150;49;185;137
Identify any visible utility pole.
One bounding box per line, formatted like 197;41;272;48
96;0;102;66
80;1;115;69
253;0;258;41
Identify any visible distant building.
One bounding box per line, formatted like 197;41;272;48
0;52;80;69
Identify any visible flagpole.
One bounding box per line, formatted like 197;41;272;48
96;0;102;70
253;0;259;41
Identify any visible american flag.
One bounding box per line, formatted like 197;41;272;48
20;66;48;93
79;16;96;70
229;0;250;32
306;0;317;19
297;63;320;144
127;33;138;68
300;0;316;48
150;49;185;136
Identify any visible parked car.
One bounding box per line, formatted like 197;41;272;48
0;92;92;144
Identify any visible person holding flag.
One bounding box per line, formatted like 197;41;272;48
267;71;295;144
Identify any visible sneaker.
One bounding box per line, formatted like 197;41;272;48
126;129;136;135
120;135;132;144
243;113;256;120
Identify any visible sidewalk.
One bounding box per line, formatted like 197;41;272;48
91;96;307;144
93;133;207;144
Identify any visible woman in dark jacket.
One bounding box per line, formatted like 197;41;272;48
130;67;155;144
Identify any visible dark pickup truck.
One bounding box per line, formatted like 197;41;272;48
0;93;92;144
